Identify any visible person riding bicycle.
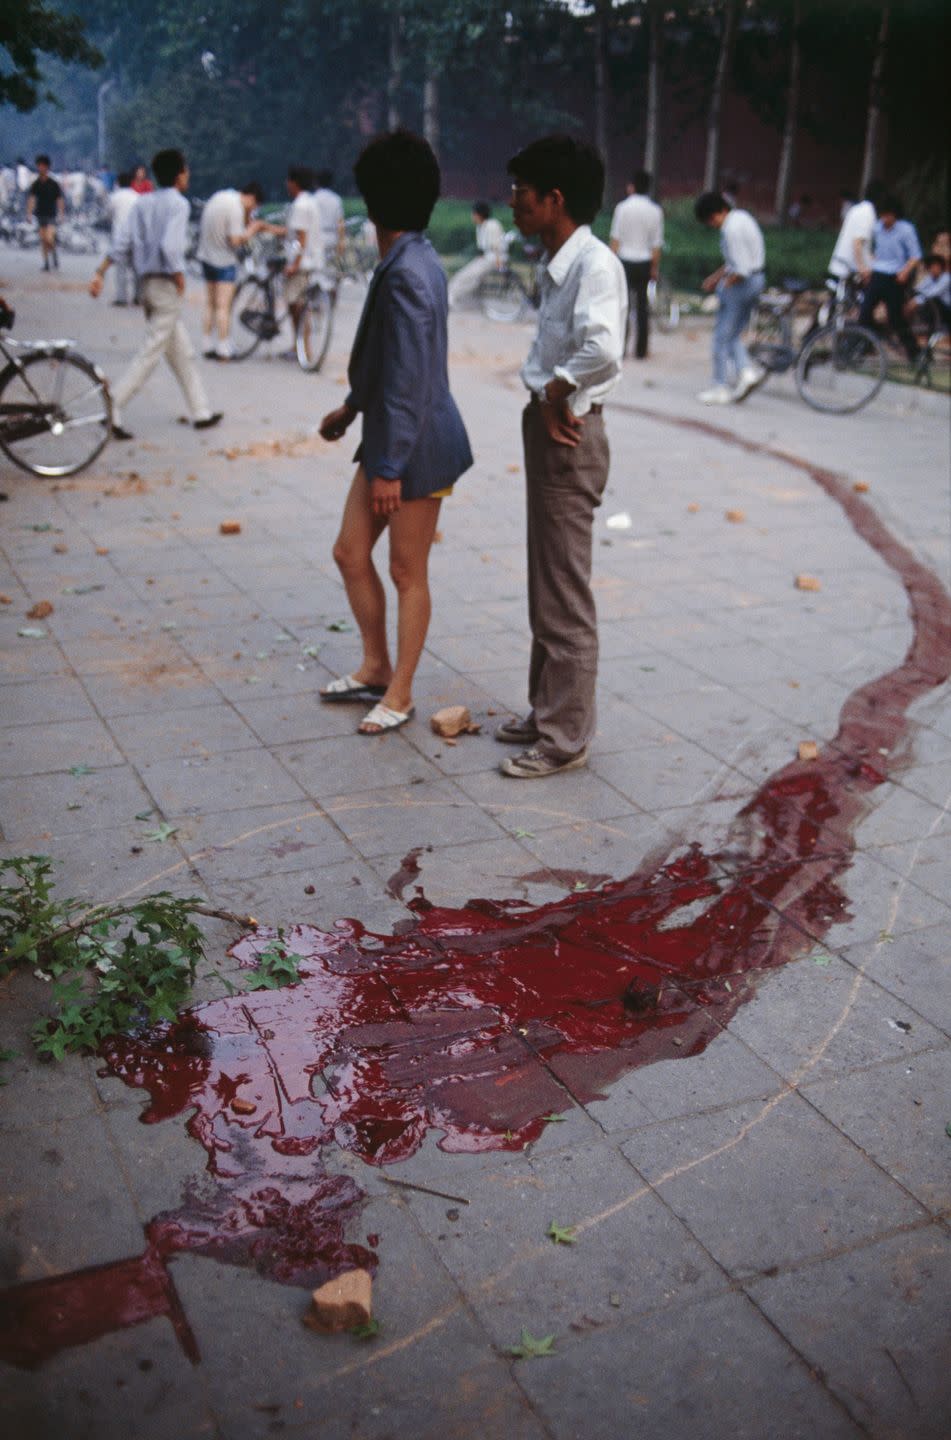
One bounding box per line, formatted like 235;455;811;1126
447;200;505;309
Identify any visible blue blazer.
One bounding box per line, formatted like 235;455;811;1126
346;232;473;500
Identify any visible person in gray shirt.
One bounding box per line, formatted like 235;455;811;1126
89;148;220;439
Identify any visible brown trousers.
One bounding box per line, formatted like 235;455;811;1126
522;399;610;760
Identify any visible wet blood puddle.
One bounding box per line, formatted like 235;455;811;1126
2;424;949;1368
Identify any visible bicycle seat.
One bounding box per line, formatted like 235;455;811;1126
781;277;810;295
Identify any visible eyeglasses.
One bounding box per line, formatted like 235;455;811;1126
510;184;534;198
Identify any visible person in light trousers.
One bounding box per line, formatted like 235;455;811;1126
694;191;767;405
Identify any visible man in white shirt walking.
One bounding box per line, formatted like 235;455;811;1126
497;135;627;779
312;168;345;273
610;168;663;359
448;201;506;309
197;181;265;358
695;190;767;405
89;148;221;439
108;172;138;305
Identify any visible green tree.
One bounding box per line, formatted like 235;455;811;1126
0;0;101;110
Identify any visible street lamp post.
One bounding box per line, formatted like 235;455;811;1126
97;79;116;170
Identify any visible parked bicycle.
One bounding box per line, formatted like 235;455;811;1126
229;238;337;372
477;232;544;322
0;301;112;477
748;276;887;414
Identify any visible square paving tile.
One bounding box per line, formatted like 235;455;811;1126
137;749;307;816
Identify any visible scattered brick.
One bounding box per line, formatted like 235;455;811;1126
798;741;819;761
27;600;53;620
795;574;822;592
303;1269;372;1334
430;705;481;738
219;520;242;535
725;509;745;523
853;481;870;493
231;1098;257;1116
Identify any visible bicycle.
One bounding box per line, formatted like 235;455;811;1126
0;302;112;477
229;239;336;371
477;232;544;322
748;276;887;414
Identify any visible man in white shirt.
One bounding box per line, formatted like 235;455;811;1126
448;200;506;308
197;181;265;358
108;172;138;305
610;167;663;358
828;181;884;280
312;168;345;273
280;166;319;346
695;190;767;404
497;135;626;779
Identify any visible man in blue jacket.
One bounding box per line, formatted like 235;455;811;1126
319;130;472;736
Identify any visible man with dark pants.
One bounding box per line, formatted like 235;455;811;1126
497;135;626;779
26;155;64;272
610;168;663;359
859;195;922;363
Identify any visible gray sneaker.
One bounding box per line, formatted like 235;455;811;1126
495;715;540;745
500;746;588;779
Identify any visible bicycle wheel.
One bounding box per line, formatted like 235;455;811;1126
748;307;794;373
229;277;272;360
295;285;335;373
650;278;680;333
795;323;887;414
479;270;526;323
0;348;112;477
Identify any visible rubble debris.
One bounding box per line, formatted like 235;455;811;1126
303;1270;373;1334
219;520;242;536
853;481;870;493
231;1098;257;1116
725;509;745;523
430;705;481;738
795;574;822;592
26;601;54;620
797;741;819;761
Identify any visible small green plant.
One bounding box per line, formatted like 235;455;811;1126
0;856;261;1061
245;937;304;991
506;1329;556;1360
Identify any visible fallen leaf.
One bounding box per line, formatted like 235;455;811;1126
69;764;93;776
62;584;105;596
513;828;535;839
507;1329;556;1360
301;644;320;658
547;1221;577;1245
143;822;179;843
541;1112;566;1124
326;620;352;632
134;809;154;821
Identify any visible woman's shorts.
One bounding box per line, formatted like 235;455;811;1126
201;261;237;283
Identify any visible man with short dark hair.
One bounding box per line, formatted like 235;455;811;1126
610;168;663;358
496;135;626;779
89;148;221;439
26;155;64;272
108;171;138;305
197;180;265;358
859;195;922;362
694;189;766;405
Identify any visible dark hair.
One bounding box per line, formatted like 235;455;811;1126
117;170;133;188
152;149;186;187
473;200;491;220
354;129;440;231
241;180;264;203
694;190;729;223
507;134;604;225
631;168;651;194
35;153;51;167
878;192;902;217
287;165;313;190
924;252;946;268
314;168;333;189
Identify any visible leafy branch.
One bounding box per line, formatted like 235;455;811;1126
0;855;262;1061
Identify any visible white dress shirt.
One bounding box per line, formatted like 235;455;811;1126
112;187;189;276
109;185;138;238
720;209;765;278
476;216;505;257
829;199;876;278
610;193;664;262
521;225;627;417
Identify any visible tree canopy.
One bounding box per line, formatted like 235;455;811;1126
0;0;101;111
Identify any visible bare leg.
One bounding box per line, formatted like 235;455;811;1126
215;280;235;347
360;493;441;729
332;467;392;687
202;281;216;349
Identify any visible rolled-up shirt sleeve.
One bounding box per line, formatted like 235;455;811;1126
373;271;433;479
553;263;624;397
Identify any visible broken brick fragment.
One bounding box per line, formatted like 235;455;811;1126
26;600;53;620
797;741;819;761
795;574;822;592
430;705;480;738
303;1269;372;1334
219;520;242;535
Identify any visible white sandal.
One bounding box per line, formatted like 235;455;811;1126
319;674;387;704
358;702;414;734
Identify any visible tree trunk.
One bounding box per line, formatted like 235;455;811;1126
859;2;890;194
773;0;802;223
423;55;439;160
643;0;663;184
387;10;402;130
594;0;612;202
703;0;738;192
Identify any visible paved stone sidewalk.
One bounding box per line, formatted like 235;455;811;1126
1;248;949;1439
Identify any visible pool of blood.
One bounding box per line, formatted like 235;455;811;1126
2;436;948;1369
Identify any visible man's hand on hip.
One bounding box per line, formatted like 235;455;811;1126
541;398;583;448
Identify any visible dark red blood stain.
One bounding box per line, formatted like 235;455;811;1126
2;424;948;1370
